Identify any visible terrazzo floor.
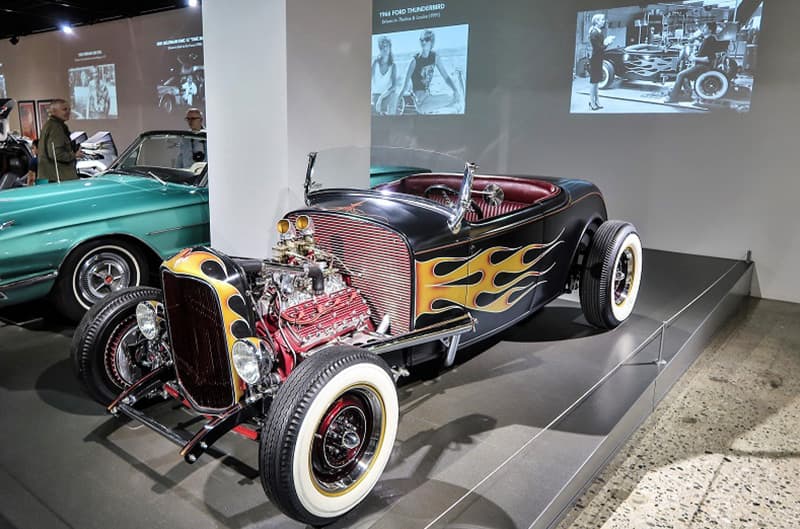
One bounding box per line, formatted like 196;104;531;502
556;298;800;529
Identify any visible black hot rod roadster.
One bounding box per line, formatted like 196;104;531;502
72;148;642;525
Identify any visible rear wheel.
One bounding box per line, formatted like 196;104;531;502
53;238;150;322
71;286;165;405
260;347;398;525
695;70;729;101
580;221;642;329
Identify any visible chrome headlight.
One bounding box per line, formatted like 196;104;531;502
623;53;630;61
135;301;162;340
232;338;274;385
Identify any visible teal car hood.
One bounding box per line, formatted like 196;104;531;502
0;174;206;236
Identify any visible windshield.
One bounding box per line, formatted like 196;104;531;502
307;146;467;196
109;133;207;186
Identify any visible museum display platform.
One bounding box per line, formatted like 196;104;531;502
0;248;752;529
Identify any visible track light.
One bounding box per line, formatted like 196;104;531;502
188;0;199;7
9;36;19;45
61;25;74;35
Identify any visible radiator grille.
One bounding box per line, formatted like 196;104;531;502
162;271;235;410
290;212;413;334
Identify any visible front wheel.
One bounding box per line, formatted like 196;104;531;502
71;286;165;405
580;220;643;329
260;347;399;525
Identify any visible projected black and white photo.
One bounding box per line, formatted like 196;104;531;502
154;36;205;115
69;64;118;119
571;1;763;114
371;24;468;116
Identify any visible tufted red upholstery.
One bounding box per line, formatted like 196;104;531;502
377;173;560;222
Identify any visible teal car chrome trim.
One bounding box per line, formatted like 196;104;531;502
0;219;15;231
0;271;58;291
147;222;210;236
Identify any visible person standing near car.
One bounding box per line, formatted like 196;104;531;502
182;108;206;170
38;100;81;182
185;108;204;131
588;13;615;111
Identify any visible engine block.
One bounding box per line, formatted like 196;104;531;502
279;287;372;353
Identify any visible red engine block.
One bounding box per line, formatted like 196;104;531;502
278;287;372;354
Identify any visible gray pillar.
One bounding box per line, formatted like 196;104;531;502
203;0;371;257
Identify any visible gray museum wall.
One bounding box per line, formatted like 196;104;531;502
0;8;203;149
372;0;798;303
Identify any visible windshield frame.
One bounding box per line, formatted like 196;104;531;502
106;130;208;187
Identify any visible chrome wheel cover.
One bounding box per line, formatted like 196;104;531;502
614;247;635;306
77;251;132;304
311;386;385;494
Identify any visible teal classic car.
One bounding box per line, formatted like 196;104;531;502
0;130;210;321
0;131;428;321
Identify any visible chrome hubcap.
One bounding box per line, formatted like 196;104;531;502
78;252;132;303
312;387;384;493
614;247;635;306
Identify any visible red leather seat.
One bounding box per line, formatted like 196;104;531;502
377;173;560;221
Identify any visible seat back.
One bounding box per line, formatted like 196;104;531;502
378;173;560;222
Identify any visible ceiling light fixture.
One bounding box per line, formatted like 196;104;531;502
61;25;74;34
9;36;19;45
188;0;199;7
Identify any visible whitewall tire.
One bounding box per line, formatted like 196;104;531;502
260;347;399;525
580;220;643;329
53;239;149;322
695;70;729;101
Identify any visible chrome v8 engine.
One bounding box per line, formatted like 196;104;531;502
258;216;373;354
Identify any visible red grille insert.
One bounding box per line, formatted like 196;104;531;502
162;271;235;410
290;212;413;334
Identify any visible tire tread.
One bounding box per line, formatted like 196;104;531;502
260;346;393;526
579;220;634;329
70;286;162;405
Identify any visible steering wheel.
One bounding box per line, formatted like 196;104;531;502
423;184;484;220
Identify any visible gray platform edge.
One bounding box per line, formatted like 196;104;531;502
538;260;753;529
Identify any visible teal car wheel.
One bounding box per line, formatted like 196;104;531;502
53;238;151;322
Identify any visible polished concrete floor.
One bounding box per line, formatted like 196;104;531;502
557;298;800;529
0;249;752;529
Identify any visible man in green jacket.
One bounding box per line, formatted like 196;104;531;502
38;99;82;182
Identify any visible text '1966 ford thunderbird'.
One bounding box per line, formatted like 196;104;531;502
71;147;642;525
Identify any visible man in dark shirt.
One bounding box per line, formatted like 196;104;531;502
38;100;82;182
665;22;718;103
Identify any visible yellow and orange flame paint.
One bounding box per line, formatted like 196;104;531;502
415;232;565;319
163;248;247;401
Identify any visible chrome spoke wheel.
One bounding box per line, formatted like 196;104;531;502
103;316;148;388
311;386;384;494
